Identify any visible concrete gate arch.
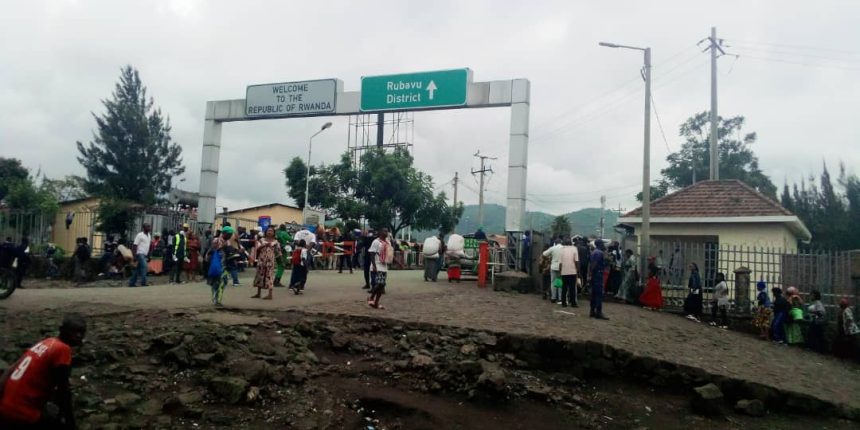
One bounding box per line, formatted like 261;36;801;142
197;72;529;258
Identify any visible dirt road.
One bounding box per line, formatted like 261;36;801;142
3;269;859;423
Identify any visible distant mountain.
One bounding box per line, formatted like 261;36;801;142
413;204;619;240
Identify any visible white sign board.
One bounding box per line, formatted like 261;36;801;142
245;79;337;118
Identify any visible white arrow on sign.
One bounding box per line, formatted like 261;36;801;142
426;80;437;100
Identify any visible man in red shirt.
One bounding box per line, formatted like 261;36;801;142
0;313;87;429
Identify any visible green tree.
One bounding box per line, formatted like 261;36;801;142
286;148;459;236
76;65;184;234
550;215;572;238
0;157;30;201
657;112;777;198
5;174;58;214
839;165;860;249
284;156;315;209
782;162;860;250
41;176;87;202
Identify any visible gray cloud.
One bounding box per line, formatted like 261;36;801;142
1;0;858;217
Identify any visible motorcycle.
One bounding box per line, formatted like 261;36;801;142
0;266;14;299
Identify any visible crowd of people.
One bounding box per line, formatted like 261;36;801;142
535;235;860;361
117;221;416;309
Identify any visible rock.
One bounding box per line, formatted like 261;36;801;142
209;377;249;404
525;383;554;401
460;344;478;355
410;354;435;368
735;399;765;417
691;383;723;416
289;366;308;383
393;359;409;369
475;332;497;347
192;353;217;366
150;332;183;350
113;392;142;409
246;386;261;402
163;345;191;367
303;351;319;364
230;359;271;385
455;360;483;376
330;332;352;350
136;399;163;416
180;390;203;404
477;360;506;392
406;330;426;344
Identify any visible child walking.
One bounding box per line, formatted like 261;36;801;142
288;240;307;294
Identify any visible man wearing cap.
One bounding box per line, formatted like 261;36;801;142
170;224;189;284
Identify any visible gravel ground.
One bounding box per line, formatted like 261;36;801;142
3;269;859;416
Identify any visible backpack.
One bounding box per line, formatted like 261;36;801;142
207;250;223;277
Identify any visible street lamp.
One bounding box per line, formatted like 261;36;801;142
303;122;333;225
599;41;652;278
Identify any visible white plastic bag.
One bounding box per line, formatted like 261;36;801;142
446;234;465;252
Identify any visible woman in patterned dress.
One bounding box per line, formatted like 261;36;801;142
251;226;281;300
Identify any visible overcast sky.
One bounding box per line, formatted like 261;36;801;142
2;0;859;216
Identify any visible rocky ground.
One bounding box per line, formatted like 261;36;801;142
1;304;857;430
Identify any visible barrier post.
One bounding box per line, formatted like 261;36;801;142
478;241;489;288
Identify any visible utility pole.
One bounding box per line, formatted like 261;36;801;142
452;172;459;233
599;40;651;278
452;172;459;211
707;27;725;180
641;47;652;278
599;195;606;239
472;151;496;227
376;113;385;148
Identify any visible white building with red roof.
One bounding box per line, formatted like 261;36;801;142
618;179;811;251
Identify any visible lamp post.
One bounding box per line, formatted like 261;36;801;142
303;122;333;225
599;41;651;278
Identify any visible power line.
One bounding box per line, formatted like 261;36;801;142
734;54;860;71
727;44;860;64
530;58;709;146
723;39;860;56
532;44;701;131
527;182;641;197
649;90;672;153
531;48;703;141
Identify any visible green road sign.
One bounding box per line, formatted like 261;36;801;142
360;68;470;112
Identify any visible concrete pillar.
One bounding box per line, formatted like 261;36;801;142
734;266;751;313
505;79;529;233
198;103;222;226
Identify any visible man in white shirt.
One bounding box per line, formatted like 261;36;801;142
367;228;391;309
542;239;564;303
422;235;441;282
559;238;580;307
128;223;151;287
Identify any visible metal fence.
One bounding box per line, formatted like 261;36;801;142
640;240;858;322
0;210;53;246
